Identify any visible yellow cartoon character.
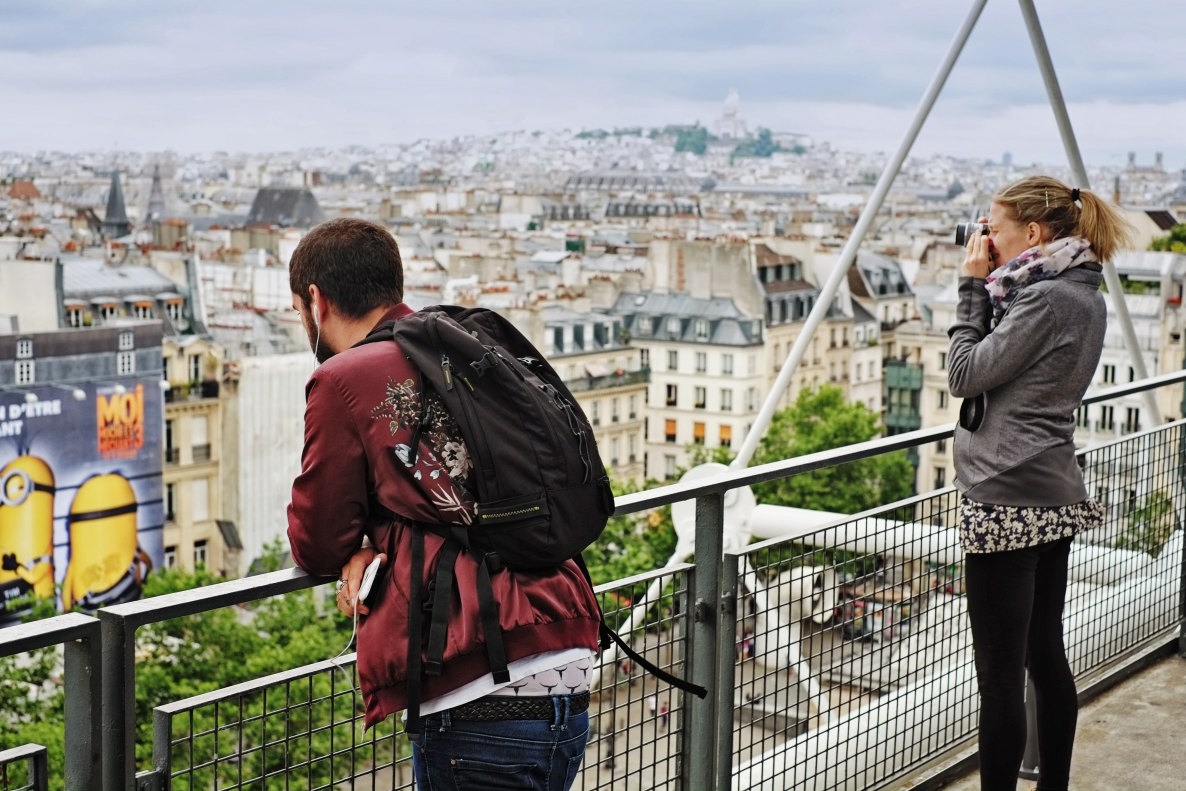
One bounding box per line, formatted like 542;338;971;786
61;473;152;611
0;455;56;615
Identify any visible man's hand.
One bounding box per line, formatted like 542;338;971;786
336;547;387;616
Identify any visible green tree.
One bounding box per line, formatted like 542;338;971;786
583;476;677;587
1116;490;1176;557
1150;224;1186;253
673;124;710;155
730;127;783;160
749;386;915;514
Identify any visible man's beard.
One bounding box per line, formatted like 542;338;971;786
303;313;335;364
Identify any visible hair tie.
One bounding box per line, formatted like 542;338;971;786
1071;188;1080;202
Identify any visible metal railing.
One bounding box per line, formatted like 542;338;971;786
1;373;1184;790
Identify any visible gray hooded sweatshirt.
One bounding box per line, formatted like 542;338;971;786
947;264;1105;506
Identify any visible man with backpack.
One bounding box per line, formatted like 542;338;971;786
286;218;603;791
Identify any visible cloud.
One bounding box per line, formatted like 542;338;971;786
0;0;1183;165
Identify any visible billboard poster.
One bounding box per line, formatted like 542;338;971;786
0;378;164;625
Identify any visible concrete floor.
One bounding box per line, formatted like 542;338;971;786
937;651;1186;791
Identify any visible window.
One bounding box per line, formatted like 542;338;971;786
938;352;947;370
99;304;118;322
192;415;210;462
192;478;209;522
722;354;734;375
830;328;837;348
165;420;178;463
667;350;678;371
695;320;709;341
628;434;637;462
694;386;706;409
591;401;601;426
1099;405;1115;431
118;331;134;350
934;467;946;489
938;390;948;409
746;387;758;412
936;439;946;454
638;317;652;336
1128;367;1135;383
16;339;33;358
667;317;681;335
188;354;202;382
165;301;183;321
748;354;756;375
117;351;135;375
842;327;849;347
664;455;677;479
1102;365;1116;384
720;424;732;448
133;303;154;319
1076;405;1090;428
629;395;638;420
610;437;619;466
165;483;175;521
66;307;83;327
666;384;678;407
695;352;707;373
611;398;620;423
721;389;733;412
692;422;705;445
15;360;34;385
665;419;677;443
639;349;649;368
1124;407;1141;434
164;546;177;569
194;539;208;568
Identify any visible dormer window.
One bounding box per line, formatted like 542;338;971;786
695;320;709;341
119;331;134;351
666;317;681;335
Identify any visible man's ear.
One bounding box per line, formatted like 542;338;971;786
308;285;323;327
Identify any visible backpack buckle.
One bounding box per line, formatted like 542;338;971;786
483;552;504;574
470;349;502;377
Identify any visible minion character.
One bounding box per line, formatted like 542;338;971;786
61;473;153;612
0;455;56;618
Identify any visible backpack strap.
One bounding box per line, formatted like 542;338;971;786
424;537;462;676
476;552;511;684
404;526;426;734
574;554;708;700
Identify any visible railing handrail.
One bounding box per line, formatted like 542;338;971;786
615;369;1186;517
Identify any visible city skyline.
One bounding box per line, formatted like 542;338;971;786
2;0;1184;168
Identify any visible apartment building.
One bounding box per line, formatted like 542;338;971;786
612;291;764;481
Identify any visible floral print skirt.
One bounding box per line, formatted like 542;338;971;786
959;498;1105;553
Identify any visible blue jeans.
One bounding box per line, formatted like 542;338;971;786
410;695;590;791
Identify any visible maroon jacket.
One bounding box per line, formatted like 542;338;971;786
287;304;601;729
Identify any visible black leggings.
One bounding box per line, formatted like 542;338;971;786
964;537;1077;791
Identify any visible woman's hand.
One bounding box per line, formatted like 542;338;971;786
336;547;386;616
962;218;995;278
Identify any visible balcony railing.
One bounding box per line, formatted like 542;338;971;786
565;367;650;394
3;372;1185;790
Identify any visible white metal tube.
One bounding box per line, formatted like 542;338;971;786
730;0;990;470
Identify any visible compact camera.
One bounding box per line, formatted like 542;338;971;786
954;222;988;246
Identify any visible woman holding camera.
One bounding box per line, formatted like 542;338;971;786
947;175;1132;791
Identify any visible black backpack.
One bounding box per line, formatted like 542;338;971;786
365;305;706;732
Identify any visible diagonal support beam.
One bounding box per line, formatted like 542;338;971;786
1017;0;1162;423
731;0;991;469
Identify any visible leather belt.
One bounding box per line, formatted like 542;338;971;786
449;691;590;722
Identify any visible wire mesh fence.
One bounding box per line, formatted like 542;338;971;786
1;409;1183;790
156;656;410;790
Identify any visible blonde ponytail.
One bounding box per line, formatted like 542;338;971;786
994;175;1134;262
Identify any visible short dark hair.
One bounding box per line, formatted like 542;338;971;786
289;218;404;317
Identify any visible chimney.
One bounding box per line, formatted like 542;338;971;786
1127;152;1137;169
1155;152;1164;170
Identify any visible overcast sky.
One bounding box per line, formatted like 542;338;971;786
2;0;1182;168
